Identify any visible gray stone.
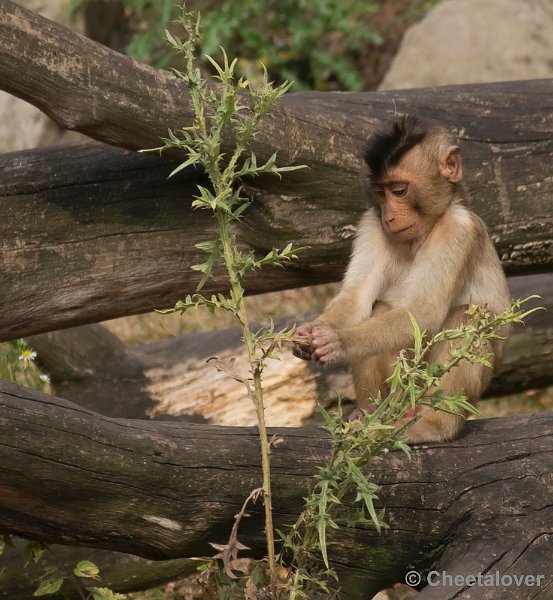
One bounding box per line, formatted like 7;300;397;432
0;0;84;153
380;0;553;90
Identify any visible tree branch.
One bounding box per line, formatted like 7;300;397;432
0;140;551;341
0;2;551;340
0;381;552;599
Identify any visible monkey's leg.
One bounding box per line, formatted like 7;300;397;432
349;301;398;414
351;351;396;411
404;305;495;443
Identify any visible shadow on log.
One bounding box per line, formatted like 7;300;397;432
0;538;196;599
0;381;552;599
27;276;551;423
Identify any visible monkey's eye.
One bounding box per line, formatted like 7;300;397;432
372;187;385;198
389;183;408;197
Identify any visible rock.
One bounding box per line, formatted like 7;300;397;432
0;0;84;153
380;0;553;90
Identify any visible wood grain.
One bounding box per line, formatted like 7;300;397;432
0;381;552;599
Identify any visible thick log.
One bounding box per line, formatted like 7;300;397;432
1;0;553;205
0;539;196;599
0;2;552;340
0;381;552;599
1;137;552;341
28;277;551;424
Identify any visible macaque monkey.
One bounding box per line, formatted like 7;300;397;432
293;115;510;442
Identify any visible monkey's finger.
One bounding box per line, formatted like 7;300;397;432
312;333;339;349
311;325;331;337
296;323;314;337
292;343;313;361
316;352;338;365
312;342;338;361
293;336;314;349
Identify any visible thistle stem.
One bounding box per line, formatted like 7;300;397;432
216;211;278;596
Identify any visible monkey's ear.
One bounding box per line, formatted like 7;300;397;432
439;145;463;183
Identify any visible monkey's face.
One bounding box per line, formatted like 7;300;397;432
371;180;422;241
370;144;462;242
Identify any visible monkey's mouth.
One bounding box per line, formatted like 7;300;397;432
388;225;413;235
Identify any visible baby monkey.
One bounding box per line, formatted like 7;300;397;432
293;115;509;442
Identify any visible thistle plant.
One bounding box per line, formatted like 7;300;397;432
279;297;541;598
141;7;542;600
145;5;305;595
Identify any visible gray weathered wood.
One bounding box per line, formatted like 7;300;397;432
0;1;552;341
0;381;552;599
1;136;552;341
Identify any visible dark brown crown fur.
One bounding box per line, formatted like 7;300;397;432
363;115;428;181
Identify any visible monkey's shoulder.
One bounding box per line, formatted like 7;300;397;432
356;207;382;232
351;208;388;252
435;203;493;248
446;206;509;310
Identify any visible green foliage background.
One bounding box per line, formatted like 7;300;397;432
74;0;384;91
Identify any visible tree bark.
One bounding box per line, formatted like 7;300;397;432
0;381;552;599
1;138;552;341
0;3;552;342
27;276;552;424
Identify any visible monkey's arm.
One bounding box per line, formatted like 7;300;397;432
293;211;387;361
318;211;388;330
312;213;477;363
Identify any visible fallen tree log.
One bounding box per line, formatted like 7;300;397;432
0;381;552;599
28;276;551;423
1;137;552;341
0;2;552;341
2;0;553;204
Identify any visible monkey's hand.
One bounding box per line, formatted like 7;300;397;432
292;322;315;361
311;324;344;365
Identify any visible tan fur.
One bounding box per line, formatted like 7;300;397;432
293;123;510;443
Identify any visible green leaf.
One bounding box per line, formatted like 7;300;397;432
164;29;179;49
73;560;100;579
0;533;14;556
192;185;215;210
232;200;252;219
204;53;226;80
360;493;380;531
274;164;308;174
34;573;64;596
24;540;45;566
87;588;127;600
408;312;423;358
195;239;216;252
168;155;200;177
318;523;331;569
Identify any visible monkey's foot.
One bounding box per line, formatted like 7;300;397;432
348;405;377;421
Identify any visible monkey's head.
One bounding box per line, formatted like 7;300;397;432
364;115;463;242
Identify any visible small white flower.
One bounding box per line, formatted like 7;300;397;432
18;349;37;366
39;374;51;384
